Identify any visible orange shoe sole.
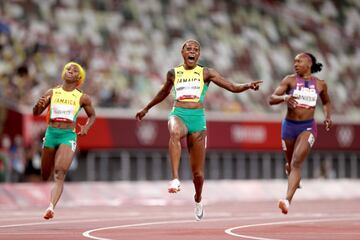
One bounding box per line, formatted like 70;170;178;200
168;188;180;193
278;200;288;214
43;208;54;220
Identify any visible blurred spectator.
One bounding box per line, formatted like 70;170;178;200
0;152;6;182
0;0;358;183
23;133;43;182
9;134;26;182
0;134;11;182
0;0;358;116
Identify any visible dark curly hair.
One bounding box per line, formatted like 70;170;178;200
305;53;323;73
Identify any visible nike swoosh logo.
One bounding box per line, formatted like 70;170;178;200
196;209;203;219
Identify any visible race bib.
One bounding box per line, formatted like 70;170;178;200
50;104;75;121
293;87;317;107
175;82;201;101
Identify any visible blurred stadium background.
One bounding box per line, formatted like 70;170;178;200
0;0;359;188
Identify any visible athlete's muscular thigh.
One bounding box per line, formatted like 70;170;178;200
187;131;206;172
54;144;75;174
292;131;313;168
168;116;188;138
41;148;56;181
283;139;295;163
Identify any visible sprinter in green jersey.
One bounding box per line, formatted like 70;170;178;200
136;39;262;221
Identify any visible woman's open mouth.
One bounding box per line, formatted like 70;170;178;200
188;56;195;62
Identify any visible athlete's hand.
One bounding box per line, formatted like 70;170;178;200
284;95;298;109
38;95;51;108
136;109;148;121
77;124;88;136
324;118;332;131
248;80;263;91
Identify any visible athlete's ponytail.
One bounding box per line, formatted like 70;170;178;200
305;53;323;73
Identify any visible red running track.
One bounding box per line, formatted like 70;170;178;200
0;199;359;240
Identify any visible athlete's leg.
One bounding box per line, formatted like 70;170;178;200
187;131;206;221
44;144;75;220
187;131;206;203
278;139;295;214
41;148;56;181
283;139;295;175
50;144;75;208
286;131;313;203
168;116;188;180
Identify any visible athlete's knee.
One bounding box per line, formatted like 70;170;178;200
169;130;182;141
291;160;302;169
53;169;67;181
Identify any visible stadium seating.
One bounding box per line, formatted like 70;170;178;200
0;0;359;115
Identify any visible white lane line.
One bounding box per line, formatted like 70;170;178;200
82;217;242;240
0;218;125;229
81;214;333;240
0;213;242;229
0;214;147;229
0;212;230;229
224;216;360;240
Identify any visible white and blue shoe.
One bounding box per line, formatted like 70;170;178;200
194;202;204;221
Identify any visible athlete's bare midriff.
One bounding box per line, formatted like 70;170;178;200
49;121;76;129
286;107;315;121
174;101;204;109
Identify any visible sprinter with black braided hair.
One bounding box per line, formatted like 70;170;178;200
269;53;332;214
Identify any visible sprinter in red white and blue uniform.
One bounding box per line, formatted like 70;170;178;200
269;53;332;214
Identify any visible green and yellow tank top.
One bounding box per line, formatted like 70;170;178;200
173;65;208;103
48;86;83;123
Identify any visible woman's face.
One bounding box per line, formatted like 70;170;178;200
63;64;80;83
294;53;311;76
182;41;200;68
